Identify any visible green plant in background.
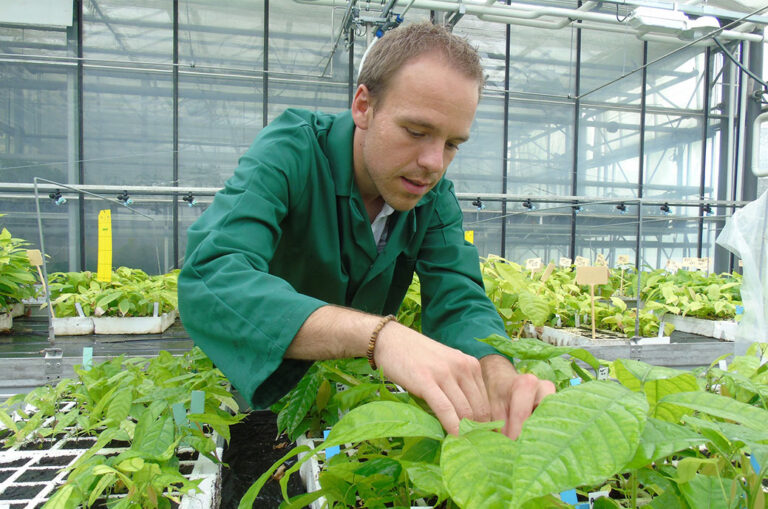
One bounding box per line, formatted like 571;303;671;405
0;225;40;312
47;267;178;318
0;347;245;508
641;268;743;320
396;273;422;332
242;339;768;509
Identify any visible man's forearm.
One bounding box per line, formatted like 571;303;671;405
284;305;382;360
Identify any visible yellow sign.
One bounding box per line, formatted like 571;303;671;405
97;209;112;282
464;230;474;244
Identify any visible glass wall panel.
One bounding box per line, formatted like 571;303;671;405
504;201;570;265
580;26;643;105
178;0;264;71
578;106;640;198
461;200;503;258
268;2;337;77
178;75;262;187
82;0;172;63
454;17;507;92
574;202;638;266
643;112;702;200
506;23;576;97
82;69;173;186
268;79;348;121
508;99;573;197
646;43;704;111
451;95;504;194
83;200;173;274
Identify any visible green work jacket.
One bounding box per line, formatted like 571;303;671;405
178;108;507;409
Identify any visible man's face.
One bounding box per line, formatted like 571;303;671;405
352;53;480;213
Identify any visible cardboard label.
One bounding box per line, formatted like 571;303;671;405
665;259;679;272
738;259;743;267
525;257;543;271
594;253;607;266
464;230;474;244
682;257;695;268
575;266;610;285
559;257;572;267
574;256;589;267
697;257;710;271
26;249;43;266
616;254;630;266
540;262;556;282
97;209;113;283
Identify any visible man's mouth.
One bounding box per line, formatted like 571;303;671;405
400;177;430;194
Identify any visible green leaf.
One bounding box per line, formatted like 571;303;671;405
613;359;688;392
42;483;77;509
661;391;768;432
677;474;731;509
479;335;574;361
88;473;117;507
517;292;551;326
277;366;322;440
643;373;700;422
237;445;311;509
133;414;175;459
105;386;132;425
511;381;648;506
624;417;704;470
610;297;627;312
441;429;517;509
399;461;447;500
0;408;18;433
322;401;444;449
458;418;504;435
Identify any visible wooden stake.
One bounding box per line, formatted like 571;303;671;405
590;283;596;339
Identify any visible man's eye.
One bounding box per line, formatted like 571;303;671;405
446;142;459;151
405;128;424;138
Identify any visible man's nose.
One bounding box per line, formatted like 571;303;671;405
417;141;445;174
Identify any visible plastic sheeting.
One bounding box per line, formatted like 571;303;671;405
716;190;768;343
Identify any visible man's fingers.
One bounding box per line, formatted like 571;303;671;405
504;373;544;439
421;387;461;436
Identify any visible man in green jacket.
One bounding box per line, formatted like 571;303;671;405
178;21;554;439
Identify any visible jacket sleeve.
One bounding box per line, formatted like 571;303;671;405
178;112;326;409
415;181;508;358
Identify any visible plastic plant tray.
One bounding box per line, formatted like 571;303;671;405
0;401;222;509
536;325;670;347
663;315;737;341
52;310;178;336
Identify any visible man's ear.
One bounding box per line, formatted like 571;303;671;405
351;84;373;130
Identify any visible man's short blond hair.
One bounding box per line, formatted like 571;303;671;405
357;21;485;106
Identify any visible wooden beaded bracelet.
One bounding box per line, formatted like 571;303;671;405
367;314;396;370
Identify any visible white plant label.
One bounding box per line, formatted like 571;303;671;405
153;302;160;317
589;490;611;507
718;359;728;371
75;302;86;318
574;256;589;267
616;254;630;266
559;257;572;267
594;253;607;266
665;259;679;272
598;366;610;380
525;257;543;271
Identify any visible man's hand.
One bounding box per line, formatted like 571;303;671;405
373;321;491;436
479;354;555;439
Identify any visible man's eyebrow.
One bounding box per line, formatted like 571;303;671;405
403;118;470;143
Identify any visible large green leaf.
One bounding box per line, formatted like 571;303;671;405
399;461;446;501
643;373;700;422
613;359;689;392
440;429;516;509
133;414;175;458
661;391;768;432
479;335;573;361
276;365;322;440
322;401;444;448
511;381;648;506
517;292;551;326
624;417;704;470
105;387;132;425
677;474;731;509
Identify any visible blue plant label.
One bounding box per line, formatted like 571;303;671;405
559;489;578;504
323;429;340;459
172;402;188;427
82;347;93;371
735;305;744;315
750;454;761;474
190;390;205;415
74;302;85;318
570;378;582;386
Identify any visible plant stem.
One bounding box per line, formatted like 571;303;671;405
630;470;638;509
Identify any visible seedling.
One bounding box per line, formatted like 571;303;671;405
575;265;610;339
